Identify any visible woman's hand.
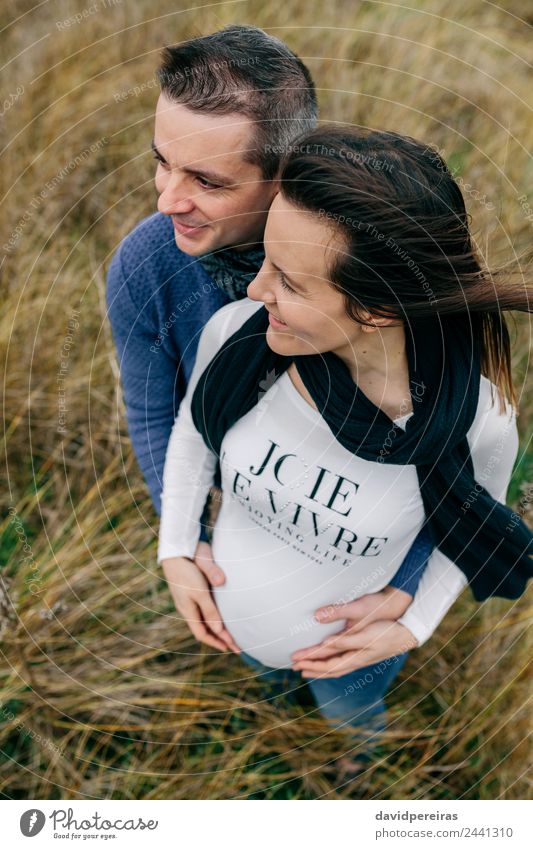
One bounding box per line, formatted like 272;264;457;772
290;586;418;677
193;540;226;588
161;551;240;653
291;620;418;678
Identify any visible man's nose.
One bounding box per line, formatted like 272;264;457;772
157;175;195;215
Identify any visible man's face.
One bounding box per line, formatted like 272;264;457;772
153;94;278;255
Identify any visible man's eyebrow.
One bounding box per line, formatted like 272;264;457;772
151;139;234;187
270;260;307;292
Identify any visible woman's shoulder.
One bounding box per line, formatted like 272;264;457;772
467;375;518;453
201;297;263;347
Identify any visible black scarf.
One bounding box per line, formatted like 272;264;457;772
198;245;265;300
191;304;532;602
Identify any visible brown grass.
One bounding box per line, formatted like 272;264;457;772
1;0;531;799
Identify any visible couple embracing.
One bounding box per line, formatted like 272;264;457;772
107;25;532;770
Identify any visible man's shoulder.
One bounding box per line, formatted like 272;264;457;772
112;212;194;277
106;212;216;320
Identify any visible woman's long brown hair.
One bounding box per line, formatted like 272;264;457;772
280;126;531;412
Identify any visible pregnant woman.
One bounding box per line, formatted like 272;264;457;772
157;126;532;757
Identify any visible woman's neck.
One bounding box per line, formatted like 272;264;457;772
333;323;413;419
288;323;414;423
334;322;405;375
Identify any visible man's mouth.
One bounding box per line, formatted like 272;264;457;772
267;310;289;329
171;215;208;236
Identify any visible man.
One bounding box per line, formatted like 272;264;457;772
106;25;430;656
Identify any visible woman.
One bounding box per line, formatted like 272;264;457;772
157;126;532;752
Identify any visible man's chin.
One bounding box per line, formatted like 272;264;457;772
173;230;213;256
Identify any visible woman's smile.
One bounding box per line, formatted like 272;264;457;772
267;310;289;329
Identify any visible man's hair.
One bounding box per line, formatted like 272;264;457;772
156;25;318;180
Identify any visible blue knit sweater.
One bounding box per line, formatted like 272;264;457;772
106;212;432;595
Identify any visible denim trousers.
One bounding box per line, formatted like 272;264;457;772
240;649;409;739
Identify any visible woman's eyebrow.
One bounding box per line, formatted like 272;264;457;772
151;139;234;187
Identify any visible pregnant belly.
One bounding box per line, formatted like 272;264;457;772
211;524;388;669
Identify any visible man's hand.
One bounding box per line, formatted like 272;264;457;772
291;620;418;678
312;585;413;632
290;585;417;677
161;550;240;653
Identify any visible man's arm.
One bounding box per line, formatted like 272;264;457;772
106;241;185;515
387;523;433;597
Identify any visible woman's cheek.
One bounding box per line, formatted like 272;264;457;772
282;308;305;332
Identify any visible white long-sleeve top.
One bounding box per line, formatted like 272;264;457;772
158;298;519;667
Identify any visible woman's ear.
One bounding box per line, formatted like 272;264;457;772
359;309;398;332
269;181;281;201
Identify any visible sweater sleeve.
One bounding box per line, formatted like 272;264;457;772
397;385;520;646
157;301;247;563
387;524;433;596
106;242;184;516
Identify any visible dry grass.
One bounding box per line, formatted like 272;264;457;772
1;0;532;799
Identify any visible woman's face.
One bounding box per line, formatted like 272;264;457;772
247;192;366;360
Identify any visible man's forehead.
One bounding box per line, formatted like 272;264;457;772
154;95;256;172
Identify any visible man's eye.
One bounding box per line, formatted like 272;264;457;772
153;154;169;168
196;176;220;190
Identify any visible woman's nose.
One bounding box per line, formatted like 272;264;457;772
247;265;276;303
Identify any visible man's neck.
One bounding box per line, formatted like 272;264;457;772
226;240;264;254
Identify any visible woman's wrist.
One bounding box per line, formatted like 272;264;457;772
161;555;194;571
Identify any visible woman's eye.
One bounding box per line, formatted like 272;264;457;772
153;154;169;168
279;273;295;293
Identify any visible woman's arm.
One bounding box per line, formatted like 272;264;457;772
157;301;246;563
397;384;520;646
157;302;252;654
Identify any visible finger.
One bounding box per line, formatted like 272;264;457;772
315;596;378;627
292;642;342;662
297;650;372;676
194;591;225;636
219;627;241;653
185;605;229;652
292;639;335;660
314;603;348;623
298;652;359;678
296;643;345;661
193;592;241;652
298;654;351;675
319;633;370;653
189;620;229;652
194;543;226;586
193;599;241;652
295;627;369;660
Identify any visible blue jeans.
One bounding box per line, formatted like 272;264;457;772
240;650;409;737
